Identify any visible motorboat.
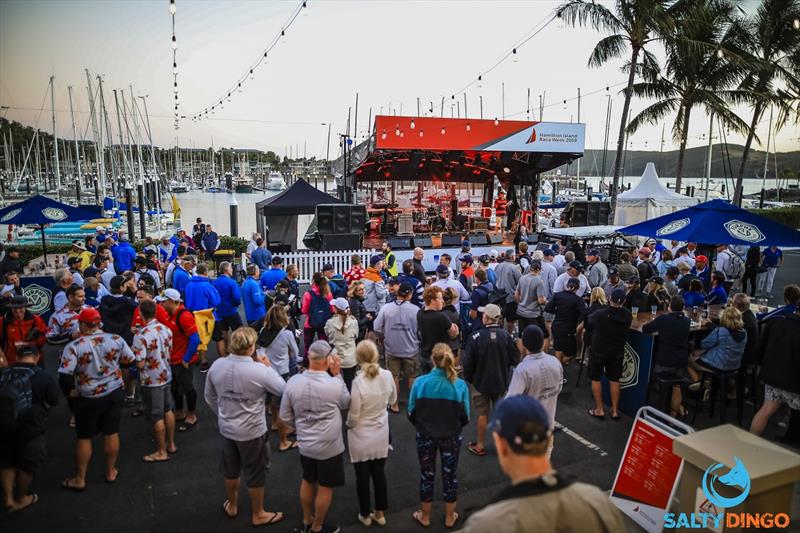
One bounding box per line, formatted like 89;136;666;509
266;171;286;191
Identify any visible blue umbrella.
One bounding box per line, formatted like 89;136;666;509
0;195;102;261
618;198;800;246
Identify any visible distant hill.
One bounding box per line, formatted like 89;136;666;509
570;144;800;179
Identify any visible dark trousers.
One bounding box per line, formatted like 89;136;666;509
171;364;197;412
742;267;759;297
353;458;388;516
302;327;327;364
342;366;357;391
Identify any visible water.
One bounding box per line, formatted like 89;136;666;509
572;176;790;197
174;189;281;237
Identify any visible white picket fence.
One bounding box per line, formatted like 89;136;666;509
242;249;377;283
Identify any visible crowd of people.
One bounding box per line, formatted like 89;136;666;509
0;224;797;532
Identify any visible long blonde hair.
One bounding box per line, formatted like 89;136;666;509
356;340;380;379
590;287;607;306
432;343;457;383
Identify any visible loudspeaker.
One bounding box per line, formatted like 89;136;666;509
397;214;414;235
388;236;412;250
484;233;504;245
304;232;362;251
567;201;610;227
413;235;433;248
316;204;368;234
441;234;464;247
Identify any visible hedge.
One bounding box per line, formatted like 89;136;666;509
749;207;800;229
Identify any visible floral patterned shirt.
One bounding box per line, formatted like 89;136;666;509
47;305;89;341
132;319;173;387
58;332;135;398
344;265;366;285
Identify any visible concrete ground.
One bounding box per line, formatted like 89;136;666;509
3;253;798;533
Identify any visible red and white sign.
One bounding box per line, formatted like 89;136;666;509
373;116;585;153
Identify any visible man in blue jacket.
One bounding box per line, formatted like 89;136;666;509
250;237;272;271
111;234;137;273
158;235;177;264
260;256;287;291
184;262;221;372
172;257;193;299
242;264;266;327
211;261;242;356
201;224;220;261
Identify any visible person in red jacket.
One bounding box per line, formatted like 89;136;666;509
0;296;47;367
494;189;508;238
130;285;171;330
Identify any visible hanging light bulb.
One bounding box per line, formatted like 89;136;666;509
395;126;400;136
238;82;242;93
512;48;518;62
400;131;404;138
249;69;254;80
494;118;499;126
466;123;471;132
173;61;178;74
794;18;800;30
171;35;177;50
410;119;415;129
441;127;446;135
381;129;387;140
173;86;179;93
419;130;424;137
169;0;176;15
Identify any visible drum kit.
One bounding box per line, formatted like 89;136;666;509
369;200;455;235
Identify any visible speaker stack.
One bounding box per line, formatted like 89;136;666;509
441;233;464;247
304;204;367;251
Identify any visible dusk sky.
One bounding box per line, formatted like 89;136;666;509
1;0;796;163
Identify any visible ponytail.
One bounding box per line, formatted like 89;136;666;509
431;343;457;383
356;339;380;379
338;308;348;334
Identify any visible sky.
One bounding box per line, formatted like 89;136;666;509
1;0;797;164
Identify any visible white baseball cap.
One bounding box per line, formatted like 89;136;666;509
156;288;182;302
489;249;499;258
332;297;350;311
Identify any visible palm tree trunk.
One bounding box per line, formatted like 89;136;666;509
675;104;691;194
610;45;640;221
733;102;763;206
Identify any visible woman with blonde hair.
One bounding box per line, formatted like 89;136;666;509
346;340;397;526
408;343;470;528
347;280;369;341
688;306;747;383
325;297;359;390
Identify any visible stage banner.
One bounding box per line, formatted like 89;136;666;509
610;407;693;532
602;330;654;417
20;275;56;322
373;116;585;154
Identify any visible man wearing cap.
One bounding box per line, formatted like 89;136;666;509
134;256;161;290
0;296;47;367
468;269;495;332
213;261;243;356
322;263;348;299
373;282;421;413
643;295;691;417
158;288;201;432
456;240;472;267
586;288;632;420
111;233;137;273
552;261;589;298
585;249;608;289
602;267;626;302
363;255;388;317
170;253;192;295
59;307;135;490
515;260;550;348
201;223;220;261
67;256;85;287
432;264;470;303
494;189;508;238
399;259;424;308
477;254;497;286
157;235;177;265
460;395;624;532
412;248;427;286
494;250;522;334
381;241;398;278
544;278;586;366
691;255;711;292
68;240;92;271
255;252;283;289
462;303;519;457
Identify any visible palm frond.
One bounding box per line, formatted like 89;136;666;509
588;34;628;68
626;99;679;135
557;1;624;33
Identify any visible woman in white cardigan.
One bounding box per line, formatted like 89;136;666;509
324;298;360;390
347;340;397;527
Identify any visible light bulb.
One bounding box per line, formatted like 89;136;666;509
171;36;177;50
466;123;471;132
173;62;178;74
395;127;400;136
410;119;415;129
381;130;387;140
494;118;499;126
249;69;254;80
400;131;404;138
169;0;176;15
419;130;424;137
173;87;179;93
441;127;445;135
794;18;799;30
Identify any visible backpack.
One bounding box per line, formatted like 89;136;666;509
0;366;35;432
307;291;332;329
328;278;347;299
722;250;745;280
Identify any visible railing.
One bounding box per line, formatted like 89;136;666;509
242;248;377;283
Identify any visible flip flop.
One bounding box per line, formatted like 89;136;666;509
167;447;179;455
610;412;621;421
279;441;299;452
467;442;487;456
412;510;430;528
389;405;400;414
61;478;86;492
222;499;238;519
9;494;39;513
587;408;605;420
105;468;119;484
178;419;198;432
142;453;171;463
130;409;144;418
445;512;460;529
252;511;284;527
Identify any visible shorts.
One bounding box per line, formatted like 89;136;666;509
212;313;244;342
170;364;195;398
503;301;518;322
387;355;418;380
75;387;124;439
220;433;270;488
764;384;800;411
517;316;550;338
0;432;46;473
587;356;623;382
551;327;577;357
471;390;502;418
142;383;175;422
300;452;345;488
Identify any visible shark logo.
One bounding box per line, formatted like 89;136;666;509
526;128;537;144
702;457;751;509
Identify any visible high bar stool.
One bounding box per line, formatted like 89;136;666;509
691;366;742;426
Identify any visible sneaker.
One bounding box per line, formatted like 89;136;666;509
199;361;210;373
357;514;372;526
370;513;387;526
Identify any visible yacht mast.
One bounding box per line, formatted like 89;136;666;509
68;85;82;202
50;76;62;200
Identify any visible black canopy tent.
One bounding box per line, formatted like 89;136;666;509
255;179;342;250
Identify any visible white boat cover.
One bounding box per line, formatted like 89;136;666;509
613;162;699;225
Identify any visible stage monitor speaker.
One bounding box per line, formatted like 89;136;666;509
316;204;368;234
567;201;610;227
413;235;433;248
485;233;504;245
388;236;412;250
441;234;464;247
304;232;362;251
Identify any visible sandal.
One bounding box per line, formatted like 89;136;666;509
610;412;621;421
9;493;39;513
279;440;299;452
105;468;119;484
588;408;605;420
467;442;487;456
252;511;284;527
178;419;198;432
445;512;460;529
412;510;430;527
222;499;238;519
61;478;86;492
389;405;400;414
142;453;171;463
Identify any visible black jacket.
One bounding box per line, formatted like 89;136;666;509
348;296;369;341
586;305;633;359
2;362;60;438
412;258;427;285
99;294;138;345
758;313;800;394
544;292;586;331
0;256;23;278
741;309;759;366
642;311;691;369
462;325;520;395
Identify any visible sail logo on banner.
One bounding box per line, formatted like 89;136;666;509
724;220;765;243
656;218;690;236
664;457;791;530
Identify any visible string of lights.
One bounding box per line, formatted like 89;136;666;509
170;0;179;130
190;0;308;123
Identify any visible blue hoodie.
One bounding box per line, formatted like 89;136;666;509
185;275;221;313
112;241;137;272
213;274;242;318
242;276;266;324
172;266;191;298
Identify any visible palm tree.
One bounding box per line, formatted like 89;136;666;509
731;0;800;206
558;0;676;218
626;0;751;193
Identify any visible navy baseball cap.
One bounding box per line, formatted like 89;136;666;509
489;395;552;453
608;266;619;276
587;249;600;257
436;264;449;275
397;282;413;297
521;325;544;352
568;260;583;270
542;249;555;257
462;240;471;248
461;254;474;265
611;288;626;304
370;254;385;266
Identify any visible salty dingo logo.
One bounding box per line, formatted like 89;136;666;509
702;457;751;509
526;128;537;144
724;220;765;243
656;218;690;236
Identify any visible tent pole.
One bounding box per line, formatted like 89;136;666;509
41;226;48;266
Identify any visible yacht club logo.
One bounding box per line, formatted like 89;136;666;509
723;220;765;243
41;207;68;221
22;284;52;315
655;218;690;236
620;343;639;389
1;208;22;223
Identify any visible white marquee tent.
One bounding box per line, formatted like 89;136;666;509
613;162;700;225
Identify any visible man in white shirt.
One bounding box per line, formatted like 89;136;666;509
673;247;696;269
432;265;470;302
552;261;590;298
551;244;567;272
